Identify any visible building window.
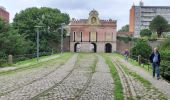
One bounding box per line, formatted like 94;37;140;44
89;32;91;42
73;32;76;42
80;32;83;42
96;32;97;42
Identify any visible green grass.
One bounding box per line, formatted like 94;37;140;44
1;53;59;67
101;53;124;100
91;54;98;73
0;53;73;75
113;53;152;73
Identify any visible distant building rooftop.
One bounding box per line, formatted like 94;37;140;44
0;6;6;10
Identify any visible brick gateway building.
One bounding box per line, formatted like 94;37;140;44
69;10;117;53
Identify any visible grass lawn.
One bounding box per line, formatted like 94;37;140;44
0;52;73;75
113;53;152;73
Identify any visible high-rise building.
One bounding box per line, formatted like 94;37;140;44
129;1;170;37
0;6;9;23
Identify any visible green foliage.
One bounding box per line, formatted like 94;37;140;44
159;37;170;81
149;32;158;41
140;29;152;37
117;36;132;43
13;7;70;53
0;18;31;66
149;15;169;38
130;39;152;63
118;24;129;32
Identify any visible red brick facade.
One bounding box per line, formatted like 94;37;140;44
69;10;117;53
0;6;9;23
129;6;135;33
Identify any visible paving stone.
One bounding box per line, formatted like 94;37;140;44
0;54;77;100
79;55;114;100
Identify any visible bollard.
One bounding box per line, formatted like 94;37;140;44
8;55;13;65
138;55;141;65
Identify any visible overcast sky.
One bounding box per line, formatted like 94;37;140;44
0;0;170;30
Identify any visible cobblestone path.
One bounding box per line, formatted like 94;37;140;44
31;53;97;100
0;55;65;96
0;54;115;100
79;55;114;100
0;54;77;100
112;56;169;100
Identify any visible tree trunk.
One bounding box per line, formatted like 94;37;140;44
157;30;161;38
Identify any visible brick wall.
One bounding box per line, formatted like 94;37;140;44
0;7;9;22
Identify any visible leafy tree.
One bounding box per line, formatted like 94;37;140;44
13;7;70;53
0;29;31;55
149;15;169;38
0;18;31;66
159;37;170;81
130;39;152;63
118;24;129;32
140;29;152;37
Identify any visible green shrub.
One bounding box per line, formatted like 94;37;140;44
149;32;158;41
117;36;132;43
130;39;152;63
140;29;152;37
159;37;170;81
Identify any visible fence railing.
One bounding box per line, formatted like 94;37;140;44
123;54;170;82
13;52;53;63
117;52;170;74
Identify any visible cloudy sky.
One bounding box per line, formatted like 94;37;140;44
0;0;170;30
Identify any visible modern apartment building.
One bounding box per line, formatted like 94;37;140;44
129;1;170;37
0;6;9;22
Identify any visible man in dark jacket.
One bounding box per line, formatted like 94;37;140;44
149;47;161;80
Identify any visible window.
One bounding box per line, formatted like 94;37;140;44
73;32;76;42
80;32;83;42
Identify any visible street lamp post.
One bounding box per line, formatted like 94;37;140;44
35;25;43;61
60;23;65;54
37;27;39;61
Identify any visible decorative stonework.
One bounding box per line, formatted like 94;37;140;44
69;10;117;53
88;9;101;25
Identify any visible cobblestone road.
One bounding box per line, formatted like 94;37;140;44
0;54;77;100
0;54;69;96
79;55;114;100
0;54;115;100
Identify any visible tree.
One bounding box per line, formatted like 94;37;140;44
159;37;170;81
118;24;129;32
149;15;169;38
140;29;152;37
130;39;152;63
0;29;31;55
13;7;70;53
0;18;31;66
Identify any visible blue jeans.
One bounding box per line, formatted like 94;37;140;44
152;62;160;78
124;56;128;61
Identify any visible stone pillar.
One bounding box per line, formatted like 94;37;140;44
8;55;13;65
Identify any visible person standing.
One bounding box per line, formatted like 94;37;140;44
124;49;129;61
150;47;161;80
